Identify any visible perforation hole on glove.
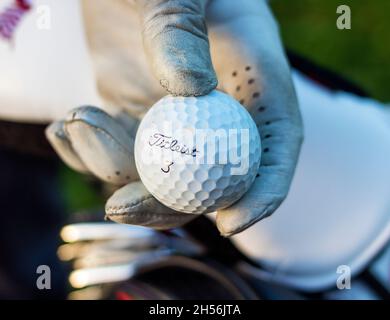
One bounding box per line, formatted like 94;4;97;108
226;62;289;198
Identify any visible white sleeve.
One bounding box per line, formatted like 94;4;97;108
0;0;101;123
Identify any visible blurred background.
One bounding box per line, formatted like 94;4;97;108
272;0;390;102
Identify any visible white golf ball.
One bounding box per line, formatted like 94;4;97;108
135;90;261;214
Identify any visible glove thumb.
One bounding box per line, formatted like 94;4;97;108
136;0;217;96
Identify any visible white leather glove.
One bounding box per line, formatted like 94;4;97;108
46;0;303;237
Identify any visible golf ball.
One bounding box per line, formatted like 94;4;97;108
135;90;261;214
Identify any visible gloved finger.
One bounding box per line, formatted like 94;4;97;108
64;106;139;185
136;0;217;96
216;61;303;236
114;110;140;138
208;1;303;236
45;120;90;173
105;181;197;229
216;62;303;236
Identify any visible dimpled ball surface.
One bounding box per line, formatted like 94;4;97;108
135;90;261;214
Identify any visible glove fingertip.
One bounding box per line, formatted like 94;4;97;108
159;68;218;97
216;205;273;237
45;121;90;173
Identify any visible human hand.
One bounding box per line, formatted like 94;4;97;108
47;0;303;236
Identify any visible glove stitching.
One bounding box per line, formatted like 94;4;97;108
66;120;132;156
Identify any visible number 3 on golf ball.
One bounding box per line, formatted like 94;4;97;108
135;90;261;214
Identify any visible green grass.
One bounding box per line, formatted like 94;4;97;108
58;164;104;213
271;0;390;102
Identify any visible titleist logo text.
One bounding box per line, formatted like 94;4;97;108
148;133;198;158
